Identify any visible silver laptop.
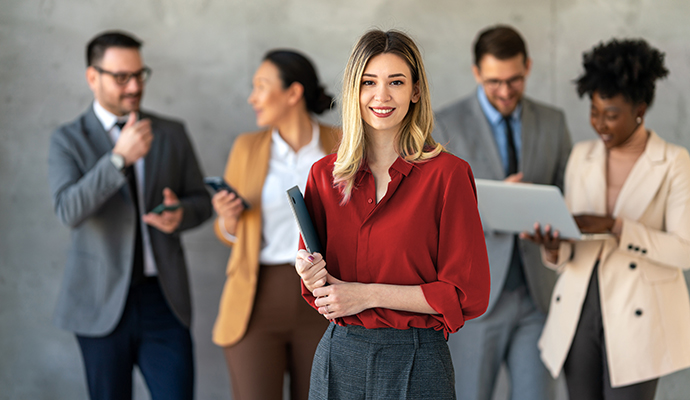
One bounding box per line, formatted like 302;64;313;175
474;179;611;241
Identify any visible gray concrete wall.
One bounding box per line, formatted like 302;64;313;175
1;0;689;399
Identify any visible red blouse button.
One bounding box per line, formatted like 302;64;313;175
368;198;373;204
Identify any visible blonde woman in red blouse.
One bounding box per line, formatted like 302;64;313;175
294;29;491;399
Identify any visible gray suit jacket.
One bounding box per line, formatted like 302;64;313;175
434;93;572;315
48;106;212;336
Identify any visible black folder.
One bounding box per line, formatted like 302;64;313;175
286;186;323;254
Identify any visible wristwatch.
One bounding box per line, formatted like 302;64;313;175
110;152;125;171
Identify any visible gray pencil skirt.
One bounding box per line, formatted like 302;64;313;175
308;322;456;400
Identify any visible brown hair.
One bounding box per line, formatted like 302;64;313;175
473;25;528;67
86;31;142;67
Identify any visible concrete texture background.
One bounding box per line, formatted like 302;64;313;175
1;0;690;399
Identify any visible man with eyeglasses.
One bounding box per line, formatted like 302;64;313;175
48;31;211;400
434;25;572;400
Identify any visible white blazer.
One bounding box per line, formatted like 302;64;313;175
539;131;690;387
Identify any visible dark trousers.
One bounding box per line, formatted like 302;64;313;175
309;323;455;400
76;279;194;400
564;263;658;400
449;285;553;400
223;264;328;400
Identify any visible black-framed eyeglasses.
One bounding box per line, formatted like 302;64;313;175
483;75;525;91
93;66;152;86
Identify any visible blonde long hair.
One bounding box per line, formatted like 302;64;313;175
334;29;443;203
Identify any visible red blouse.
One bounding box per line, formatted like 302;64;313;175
300;152;490;335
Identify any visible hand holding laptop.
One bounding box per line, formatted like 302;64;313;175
519;215;616;263
519;222;566;263
574;215;616;234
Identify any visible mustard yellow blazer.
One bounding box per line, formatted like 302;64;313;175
539;131;690;387
212;125;340;346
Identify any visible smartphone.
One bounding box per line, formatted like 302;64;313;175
204;177;251;209
150;203;182;214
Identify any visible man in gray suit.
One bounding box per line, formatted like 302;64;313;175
48;31;212;400
435;26;572;400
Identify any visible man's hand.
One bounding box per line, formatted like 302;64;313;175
112;111;153;166
143;188;183;233
504;172;524;183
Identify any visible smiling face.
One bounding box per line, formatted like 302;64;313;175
248;60;298;128
473;53;530;116
86;47;144;116
589;91;647;149
359;53;420;138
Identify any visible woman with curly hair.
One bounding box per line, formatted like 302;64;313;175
523;39;690;399
293;29;490;399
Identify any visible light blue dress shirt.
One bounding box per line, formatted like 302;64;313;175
476;86;522;176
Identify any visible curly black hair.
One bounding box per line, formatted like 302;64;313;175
576;38;669;107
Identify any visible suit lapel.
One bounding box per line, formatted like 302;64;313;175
520;99;538;179
613;131;668;221
578;140;608;215
84;106;114;157
468;95;505;179
247;131;272;204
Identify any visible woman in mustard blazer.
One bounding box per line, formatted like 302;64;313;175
525;39;690;400
211;50;339;400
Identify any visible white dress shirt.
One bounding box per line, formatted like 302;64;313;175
93;101;158;276
260;121;325;264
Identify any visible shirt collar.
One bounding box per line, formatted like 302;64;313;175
359;156;414;178
391;157;413;176
271;118;321;157
92;100;132;131
476;85;522;125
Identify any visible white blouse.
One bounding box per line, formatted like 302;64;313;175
219;120;326;265
260;121;325;264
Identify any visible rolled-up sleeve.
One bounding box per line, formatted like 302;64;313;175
421;164;490;333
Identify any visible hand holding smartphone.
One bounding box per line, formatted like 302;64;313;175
204;177;251;209
149;203;182;215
